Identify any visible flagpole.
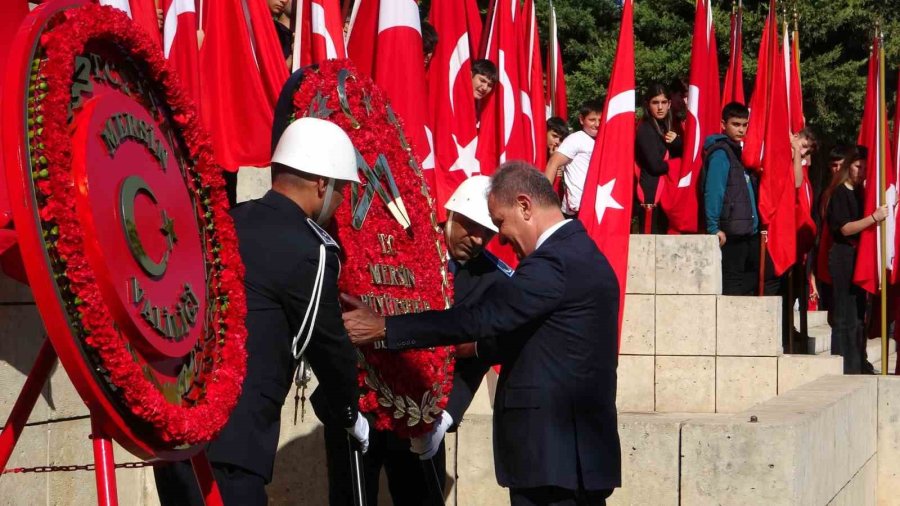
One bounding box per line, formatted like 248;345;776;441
878;24;889;375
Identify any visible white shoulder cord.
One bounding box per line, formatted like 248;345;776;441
292;243;326;359
291;244;325;425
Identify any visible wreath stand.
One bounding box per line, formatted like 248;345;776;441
0;337;224;506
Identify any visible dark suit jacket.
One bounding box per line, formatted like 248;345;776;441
386;220;621;491
207;190;359;482
444;252;512;430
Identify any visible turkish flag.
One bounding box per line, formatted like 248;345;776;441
786;24;815;256
758;21;797;275
722;3;745;107
795;165;816;256
294;0;346;70
853;37;894;294
161;0;200;103
476;0;528;172
788;25;805;133
578;0;635;341
742;0;775;172
99;0;162;47
376;2;431;172
198;0;288;169
518;0;547;170
545;0;567;121
427;0;482;219
346;0;379;77
892;71;900;283
661;0;719;234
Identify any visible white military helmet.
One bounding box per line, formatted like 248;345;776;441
271;117;360;183
444;175;498;232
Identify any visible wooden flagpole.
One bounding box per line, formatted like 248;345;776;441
878;24;889;375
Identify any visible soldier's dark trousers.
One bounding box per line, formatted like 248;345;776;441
323;424;446;505
154;459;267;506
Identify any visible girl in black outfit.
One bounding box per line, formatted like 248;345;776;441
635;83;683;234
820;146;888;373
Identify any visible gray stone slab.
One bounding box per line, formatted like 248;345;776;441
456;414;508;505
626;235;655;294
0;271;33;304
777;355;843;395
716;296;782;356
681;375;876;506
654;235;721;295
620;294;654;355
655;356;714;413
0;424;48;505
716;357;777;413
655;295;716;356
608;413;688;506
878;376;900;506
237;166;271;203
617;355;654;412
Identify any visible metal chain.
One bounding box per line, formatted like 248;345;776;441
2;461;156;474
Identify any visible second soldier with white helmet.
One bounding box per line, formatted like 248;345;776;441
342;175;515;489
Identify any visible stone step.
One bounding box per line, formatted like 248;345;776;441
868;338;897;374
809;324;832;355
794;310;828;328
681;375;878;505
776;354;843;394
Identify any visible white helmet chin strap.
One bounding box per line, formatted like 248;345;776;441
316;178;338;226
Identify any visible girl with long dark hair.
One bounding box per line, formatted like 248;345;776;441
820;146;888;373
635;83;683;233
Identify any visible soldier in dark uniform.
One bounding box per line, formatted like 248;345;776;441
153;117;368;506
405;175;514;461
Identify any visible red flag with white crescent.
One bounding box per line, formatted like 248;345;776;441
427;0;482;219
197;0;289;169
662;0;719;234
518;0;547;170
892;70;900;282
756;4;796;276
854;36;894;293
788;24;805;133
347;0;379;77
722;2;745;107
476;0;528;172
578;0;635;341
162;0;200;103
294;0;346;70
373;1;431;172
545;0;567;121
742;0;775;172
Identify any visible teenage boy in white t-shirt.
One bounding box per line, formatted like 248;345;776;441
543;100;603;218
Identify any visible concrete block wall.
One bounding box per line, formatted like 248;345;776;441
0;272;159;506
619;235;844;414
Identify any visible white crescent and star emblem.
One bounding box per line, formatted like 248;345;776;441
449;135;479;177
594;178;624;225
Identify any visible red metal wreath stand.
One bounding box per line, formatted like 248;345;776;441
0;339;224;506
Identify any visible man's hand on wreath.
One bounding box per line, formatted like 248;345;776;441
341;293;386;346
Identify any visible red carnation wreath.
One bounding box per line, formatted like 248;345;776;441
291;60;455;437
25;4;247;446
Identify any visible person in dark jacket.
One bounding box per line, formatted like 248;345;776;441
153;118;368;506
635;83;683;233
820;146;888;374
703;102;758;296
343;162;621;506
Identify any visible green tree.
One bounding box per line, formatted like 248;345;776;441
534;0;898;148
